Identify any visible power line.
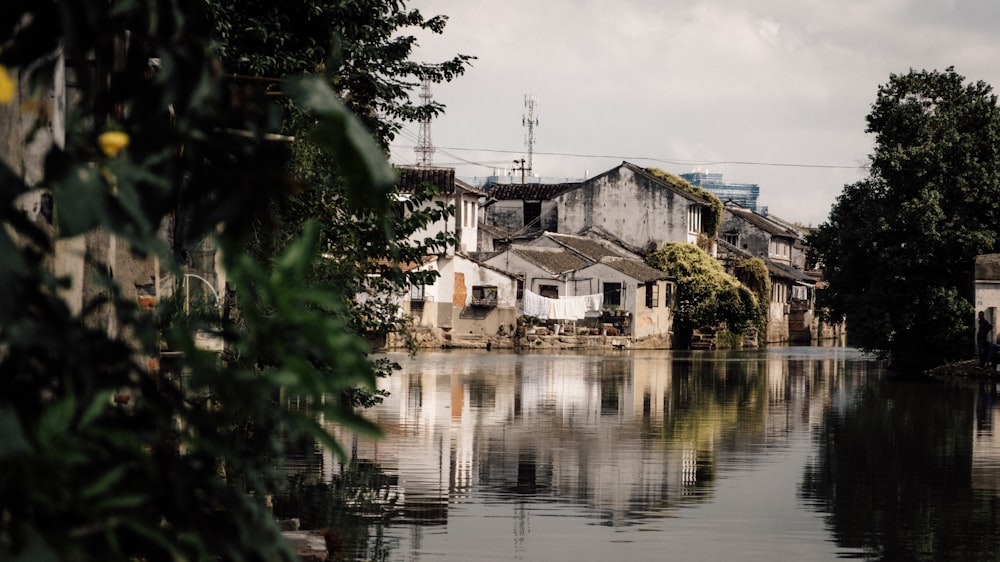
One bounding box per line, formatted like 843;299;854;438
391;142;868;171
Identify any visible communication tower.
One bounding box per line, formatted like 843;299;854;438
522;95;539;175
414;77;435;166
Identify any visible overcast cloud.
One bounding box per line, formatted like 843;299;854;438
389;0;1000;226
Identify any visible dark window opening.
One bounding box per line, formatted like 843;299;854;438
603;282;622;307
471;285;498;307
524;201;542;229
539;284;559;299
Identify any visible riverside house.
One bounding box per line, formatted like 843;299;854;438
484;232;675;344
480;162;716;255
718;203;818;344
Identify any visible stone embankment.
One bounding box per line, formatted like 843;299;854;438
387;327;672;351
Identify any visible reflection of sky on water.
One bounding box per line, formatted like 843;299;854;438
312;348;1000;561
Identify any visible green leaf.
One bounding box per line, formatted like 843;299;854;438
36;395;76;447
79;391;113;428
284;75;396;212
93;493;148;511
9;527;59;562
0;409;32;459
80;466;129;499
50;164;107;238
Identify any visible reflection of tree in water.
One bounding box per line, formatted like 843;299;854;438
800;381;999;561
652;356;770;483
274;459;399;562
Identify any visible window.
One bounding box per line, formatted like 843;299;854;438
687;204;702;234
771;283;787;303
471;285;498;307
604;282;622;307
410;284;425;301
409;284;425;313
769;238;791;259
645;282;659;308
524;201;542;229
791;285;809;301
516;275;524;300
722;232;739;246
538;284;559;299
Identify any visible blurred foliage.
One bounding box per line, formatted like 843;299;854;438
206;0;473;147
274;459;399;562
808;67;1000;370
647;243;763;347
0;0;468;560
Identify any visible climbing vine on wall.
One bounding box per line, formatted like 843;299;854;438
730;257;770;332
644;167;723;236
646;243;762;344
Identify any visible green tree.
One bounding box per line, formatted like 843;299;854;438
0;0;460;560
206;0;472;392
646;243;762;347
207;0;473;147
808;67;1000;370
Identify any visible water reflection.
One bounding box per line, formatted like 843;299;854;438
280;348;1000;561
800;379;1000;561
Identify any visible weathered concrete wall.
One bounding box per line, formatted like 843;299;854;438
483;200;557;238
449;258;518;337
455;191;480;254
720;213;771;258
555;166;691;250
574;262;673;340
485;200;523;234
633;280;673;340
766;301;790;343
407;193;455;255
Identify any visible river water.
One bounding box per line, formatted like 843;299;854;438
282;347;1000;561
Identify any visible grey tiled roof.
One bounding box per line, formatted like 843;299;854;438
487;183;580;200
511;246;589;275
717;238;754;259
395;166;456;195
766;259;814;284
725;204;798;238
544;232;633;261
599;257;674;283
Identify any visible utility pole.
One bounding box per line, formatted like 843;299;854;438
513;158;526;184
414;77;435;166
522;94;538;176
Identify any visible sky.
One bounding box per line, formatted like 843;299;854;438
388;0;1000;226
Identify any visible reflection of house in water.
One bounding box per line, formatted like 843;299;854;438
312;351;878;531
973;382;1000;495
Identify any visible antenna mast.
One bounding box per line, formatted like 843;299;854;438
415;77;435;166
522;94;539;175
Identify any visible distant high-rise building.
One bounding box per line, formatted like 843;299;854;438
681;171;761;212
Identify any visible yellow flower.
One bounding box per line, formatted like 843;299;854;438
0;65;15;104
98;131;130;157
